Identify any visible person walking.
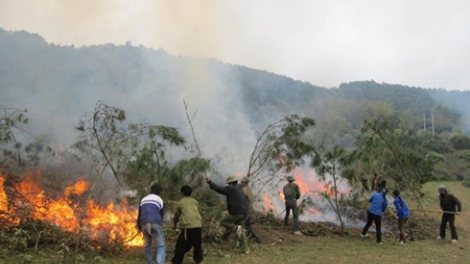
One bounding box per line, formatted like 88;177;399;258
361;188;388;244
169;185;204;264
437;185;462;243
206;176;249;254
283;175;302;235
392;190;410;245
137;183;166;264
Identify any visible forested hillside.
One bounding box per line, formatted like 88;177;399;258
2;28;470;261
1;28;470;184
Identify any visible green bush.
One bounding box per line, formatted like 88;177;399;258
450;134;470;150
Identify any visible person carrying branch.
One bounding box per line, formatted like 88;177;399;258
283;175;302;235
206;176;249;254
360;188;388;244
392;190;410;245
169;185;204;264
437;185;462;243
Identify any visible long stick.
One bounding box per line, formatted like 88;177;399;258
409;209;459;214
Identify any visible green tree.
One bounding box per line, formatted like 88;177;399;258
450;133;470;150
73;101;186;200
311;145;357;232
0;106;29;165
356;119;441;214
125;144;211;201
245;115;316;198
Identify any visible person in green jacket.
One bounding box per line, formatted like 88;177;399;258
170;185;204;264
283;175;302;234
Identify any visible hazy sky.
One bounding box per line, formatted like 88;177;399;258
1;0;469;91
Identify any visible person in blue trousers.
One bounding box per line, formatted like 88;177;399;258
137;184;166;264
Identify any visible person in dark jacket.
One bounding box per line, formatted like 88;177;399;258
376;176;387;191
371;173;387;193
170;185;204;264
206;176;249;254
437;185;462;243
361;188;388;244
392;190;410;245
283;175;302;234
137;183;166;264
221;176;261;244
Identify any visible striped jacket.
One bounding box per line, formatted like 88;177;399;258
138;193;164;226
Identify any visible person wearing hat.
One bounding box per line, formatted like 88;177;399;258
221;176;262;243
283;175;301;234
206;176;249;254
360;188;388;244
437;185;462;243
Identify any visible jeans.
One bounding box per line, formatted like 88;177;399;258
142;223;166;264
362;211;382;243
440;213;458;240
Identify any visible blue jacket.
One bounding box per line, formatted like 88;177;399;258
393;196;410;220
368;192;388;216
138;194;164;226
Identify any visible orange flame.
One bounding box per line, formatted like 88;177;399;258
263;193;275;211
0;172;143;247
64;180;88;197
261;170;351;218
0;176;7;211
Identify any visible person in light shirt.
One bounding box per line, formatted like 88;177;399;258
137;183;165;264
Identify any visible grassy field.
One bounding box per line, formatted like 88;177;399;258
1;181;469;264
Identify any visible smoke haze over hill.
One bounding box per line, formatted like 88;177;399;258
1;1;470;91
2;28;470;225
